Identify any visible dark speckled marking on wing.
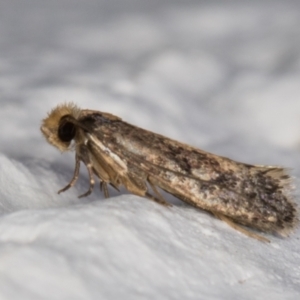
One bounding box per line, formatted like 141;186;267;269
78;111;297;235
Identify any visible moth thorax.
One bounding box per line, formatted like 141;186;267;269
58;115;76;142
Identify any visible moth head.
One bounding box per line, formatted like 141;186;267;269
41;103;81;152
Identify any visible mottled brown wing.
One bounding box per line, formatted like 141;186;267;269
79;110;297;234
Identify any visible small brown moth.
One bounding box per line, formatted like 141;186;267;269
41;103;298;242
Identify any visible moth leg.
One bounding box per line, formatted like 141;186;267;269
145;192;171;207
100;181;109;198
58;154;81;194
100;181;120;198
99;180;120;199
77;146;96;198
109;182;120;192
146;177;172;207
213;213;270;243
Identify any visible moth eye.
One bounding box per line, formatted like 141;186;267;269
58;120;76;142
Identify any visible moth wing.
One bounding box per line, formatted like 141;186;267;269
78;111;296;233
98;131;296;234
86;132;148;196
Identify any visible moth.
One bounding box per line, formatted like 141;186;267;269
41;103;298;242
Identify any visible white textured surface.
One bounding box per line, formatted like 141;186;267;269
1;1;300;299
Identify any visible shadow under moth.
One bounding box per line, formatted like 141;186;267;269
41;103;298;242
